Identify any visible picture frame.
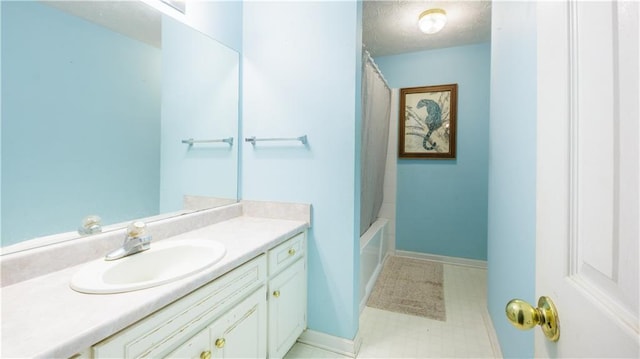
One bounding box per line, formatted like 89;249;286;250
399;84;458;159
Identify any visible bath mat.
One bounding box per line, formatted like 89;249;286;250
366;256;446;321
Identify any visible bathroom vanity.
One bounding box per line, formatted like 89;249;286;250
0;202;310;359
92;232;305;359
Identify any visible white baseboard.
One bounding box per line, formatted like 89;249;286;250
481;307;504;358
297;329;362;358
394;250;487;269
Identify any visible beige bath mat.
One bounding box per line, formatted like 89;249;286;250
367;256;446;321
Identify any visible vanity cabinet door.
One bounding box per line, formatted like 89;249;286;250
164;329;209;359
166;287;267;359
268;258;306;359
208;287;267;359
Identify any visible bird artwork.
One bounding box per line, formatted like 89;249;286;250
401;85;456;158
416;99;443;150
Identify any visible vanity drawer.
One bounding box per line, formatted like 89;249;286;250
93;255;266;359
268;232;305;276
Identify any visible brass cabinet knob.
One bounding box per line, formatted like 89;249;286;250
215;338;226;349
273;290;281;298
288;248;296;256
200;351;211;359
505;296;560;342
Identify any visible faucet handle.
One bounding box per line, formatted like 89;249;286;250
105;221;150;261
78;215;102;235
127;221;147;238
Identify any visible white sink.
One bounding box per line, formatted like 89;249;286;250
70;239;226;294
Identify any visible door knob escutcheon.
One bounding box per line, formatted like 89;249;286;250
506;296;560;342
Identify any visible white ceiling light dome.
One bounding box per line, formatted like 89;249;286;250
418;8;447;34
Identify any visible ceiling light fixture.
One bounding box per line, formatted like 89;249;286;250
418;8;447;34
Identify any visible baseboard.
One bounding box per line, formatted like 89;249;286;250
297;329;362;358
481;308;504;358
394;250;487;269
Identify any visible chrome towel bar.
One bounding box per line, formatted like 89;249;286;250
181;137;234;146
245;135;308;145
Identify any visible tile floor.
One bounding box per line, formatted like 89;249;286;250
285;262;500;358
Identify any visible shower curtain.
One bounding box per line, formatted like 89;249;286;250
360;51;392;236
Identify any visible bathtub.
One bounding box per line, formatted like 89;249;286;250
359;218;390;312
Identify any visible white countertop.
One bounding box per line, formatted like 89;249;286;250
1;216;308;358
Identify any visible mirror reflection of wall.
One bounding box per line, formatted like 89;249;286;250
160;14;239;213
1;1;239;248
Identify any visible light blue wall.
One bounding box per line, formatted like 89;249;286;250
242;1;362;340
487;2;536;358
183;1;243;53
1;2;161;245
1;1;3;240
354;0;363;329
375;43;490;260
0;2;242;246
159;15;239;212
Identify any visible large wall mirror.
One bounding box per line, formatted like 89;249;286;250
1;1;239;250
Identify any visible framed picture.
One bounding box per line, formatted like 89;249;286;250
399;84;458;159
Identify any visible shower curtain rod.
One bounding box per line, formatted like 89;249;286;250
363;49;391;90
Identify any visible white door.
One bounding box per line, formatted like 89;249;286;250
536;1;639;357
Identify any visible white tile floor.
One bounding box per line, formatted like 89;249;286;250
285;262;500;358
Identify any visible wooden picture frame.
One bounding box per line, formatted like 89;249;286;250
399;84;458;159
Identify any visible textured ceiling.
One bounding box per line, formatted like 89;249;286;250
363;0;492;57
46;1;490;58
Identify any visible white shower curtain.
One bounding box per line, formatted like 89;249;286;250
360;52;392;236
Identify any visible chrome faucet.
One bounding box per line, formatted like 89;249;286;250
105;221;152;261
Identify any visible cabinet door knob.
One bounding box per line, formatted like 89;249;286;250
215;338;226;349
288;248;296;256
200;351;212;359
273;290;281;298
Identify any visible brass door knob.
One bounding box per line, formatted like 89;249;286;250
215;338;226;349
200;351;212;359
288;248;296;256
505;296;560;342
273;290;281;298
